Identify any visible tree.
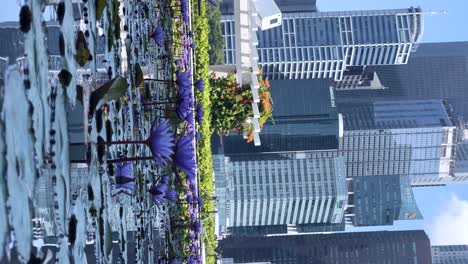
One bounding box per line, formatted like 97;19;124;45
207;4;225;65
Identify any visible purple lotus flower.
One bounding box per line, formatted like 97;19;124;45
180;0;189;24
174;131;197;180
197;197;204;210
186;257;196;264
188;230;196;240
150;183;167;202
161;175;170;185
188;31;193;37
194;78;204;92
207;0;218;6
192;220;201;233
196;104;203;125
150;27;166;46
190;43;195;49
177;93;192;121
169;257;181;264
146;119;174;166
165;189;178;201
115;163;135;190
116;162;132;178
185;190;194;202
176;69;192;88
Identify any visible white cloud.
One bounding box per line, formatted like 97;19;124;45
428;193;468;245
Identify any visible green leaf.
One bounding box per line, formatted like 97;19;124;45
90;76;128;113
96;0;106;20
134;63;144;88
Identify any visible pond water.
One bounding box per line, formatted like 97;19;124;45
0;0;195;263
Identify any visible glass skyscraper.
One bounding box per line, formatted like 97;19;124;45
215;153;347;236
336;42;468;118
349;175;422;226
219;230;433;264
432;245;468;264
338;99;457;186
213;79;349;236
221;7;423;81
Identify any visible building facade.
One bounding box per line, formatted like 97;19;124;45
336;42;468;118
219;230;433;264
216;153;347;236
432;245;468;264
338;99;457;186
348;174;422;226
222;8;424;80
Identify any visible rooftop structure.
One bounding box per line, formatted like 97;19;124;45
222;7;424;80
219;230;433;264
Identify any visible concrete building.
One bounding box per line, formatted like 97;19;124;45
338;99;457;186
219;230;433;264
432;245;468;264
222;7;424;80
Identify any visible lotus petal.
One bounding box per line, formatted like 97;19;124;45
195;104;203;125
150;26;166;46
194;78;204;92
165;189;178;201
146;119;175;166
116;162;133;178
174;131;197;180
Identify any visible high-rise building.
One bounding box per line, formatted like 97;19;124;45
213;79;349;236
336;42;468;118
219;230;433;264
220;0;317;14
338;99;457;186
212;79;342;155
432;245;468;264
221;7;424;80
454;141;468;182
215;153;347;236
347;174;422;226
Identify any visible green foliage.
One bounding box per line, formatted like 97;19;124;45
207;4;225;65
209;73;254;134
192;0;218;263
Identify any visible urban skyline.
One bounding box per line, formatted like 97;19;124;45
216;0;468;253
0;0;467;263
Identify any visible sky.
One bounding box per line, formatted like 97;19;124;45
318;0;468;246
1;0;468;247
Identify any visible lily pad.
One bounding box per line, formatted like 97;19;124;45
89;76;128;114
96;0;106;20
134;63;143;87
68;214;78;246
58;69;72;88
57;2;65;25
75;31;90;67
19;5;32;33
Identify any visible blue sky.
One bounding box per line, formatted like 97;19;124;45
1;0;468;246
319;0;468;246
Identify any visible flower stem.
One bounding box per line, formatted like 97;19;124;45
144;78;174;83
107;156;154;164
69;140;147;146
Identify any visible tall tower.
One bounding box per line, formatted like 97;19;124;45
432;245;468;264
336;42;468;118
219;230;433;264
338;99;457;186
222;7;424;80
